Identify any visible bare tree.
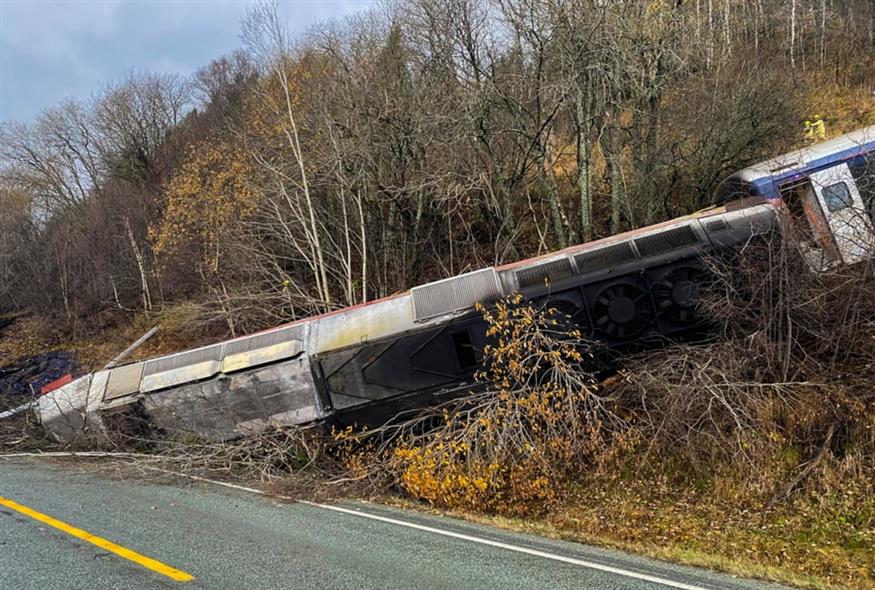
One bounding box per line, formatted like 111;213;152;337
243;1;332;308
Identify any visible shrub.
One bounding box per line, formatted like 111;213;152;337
339;294;629;516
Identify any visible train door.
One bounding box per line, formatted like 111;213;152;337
781;179;834;269
807;164;875;264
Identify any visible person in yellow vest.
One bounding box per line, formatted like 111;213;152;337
805;115;827;141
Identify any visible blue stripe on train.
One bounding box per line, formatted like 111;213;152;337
750;140;875;199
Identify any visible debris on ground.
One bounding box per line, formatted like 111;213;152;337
0;351;79;406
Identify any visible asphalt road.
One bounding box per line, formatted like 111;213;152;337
0;457;792;590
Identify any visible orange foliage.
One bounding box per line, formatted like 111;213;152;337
153;137;256;274
339;295;626;516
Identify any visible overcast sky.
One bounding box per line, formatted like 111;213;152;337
0;0;371;123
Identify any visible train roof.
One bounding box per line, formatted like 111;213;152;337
731;124;875;184
217;198;765;346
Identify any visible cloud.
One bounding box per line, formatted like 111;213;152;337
0;0;372;123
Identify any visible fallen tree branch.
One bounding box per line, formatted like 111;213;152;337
765;419;840;510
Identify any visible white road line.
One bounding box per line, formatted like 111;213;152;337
142;465;713;590
3;457;715;590
145;467;284;497
300;501;713;590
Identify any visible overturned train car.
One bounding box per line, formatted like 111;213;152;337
36;199;777;442
38;126;875;442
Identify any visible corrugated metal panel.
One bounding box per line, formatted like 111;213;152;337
516;258;574;289
413;280;456;320
574;242;637;274
412;268;502;321
634;225;699;257
223;324;305;357
703;218;730;234
143;344;223;376
103;363;144;401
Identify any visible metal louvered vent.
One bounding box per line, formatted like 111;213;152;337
703;218;730;233
143;344;223;376
634;225;699;257
412;268;502;321
574;242;637;274
104;362;144;400
223;324;305;357
516;258;574;289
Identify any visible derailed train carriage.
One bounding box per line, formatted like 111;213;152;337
38;126;875;442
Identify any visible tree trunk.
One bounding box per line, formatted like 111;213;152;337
790;0;797;69
576;83;593;242
277;64;331;307
124;216;152;312
543;160;568;250
355;190;367;303
606;116;626;234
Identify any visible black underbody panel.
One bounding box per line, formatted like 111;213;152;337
315;255;723;425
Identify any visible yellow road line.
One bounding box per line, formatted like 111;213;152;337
0;495;194;582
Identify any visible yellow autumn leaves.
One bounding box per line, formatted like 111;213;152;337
153;138;256;274
151;61;317;287
337;295;611;517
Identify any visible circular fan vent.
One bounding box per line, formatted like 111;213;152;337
592;283;652;339
653;266;707;324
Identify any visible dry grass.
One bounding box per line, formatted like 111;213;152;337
0;302;224;374
369;441;872;590
392;465;872;590
0;314;64;363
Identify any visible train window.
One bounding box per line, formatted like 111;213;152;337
451;330;478;371
822;182;852;212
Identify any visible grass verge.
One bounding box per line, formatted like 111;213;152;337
380;470;873;590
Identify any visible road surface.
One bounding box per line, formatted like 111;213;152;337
0;457;791;590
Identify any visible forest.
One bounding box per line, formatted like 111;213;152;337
1;0;873;342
